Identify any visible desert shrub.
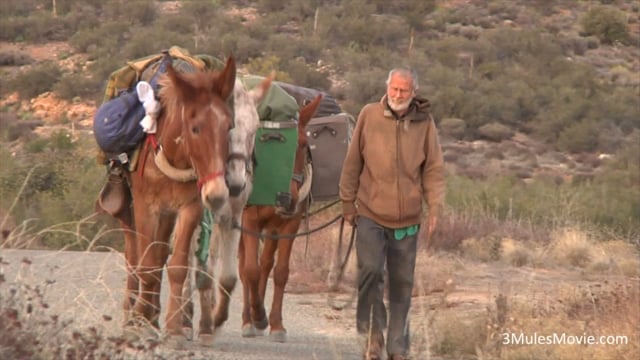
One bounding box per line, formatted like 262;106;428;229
53;73;101;101
0;9;80;42
460;236;502;262
0;50;33;66
281;58;332;91
102;0;156;26
439;118;467;140
119;27;193;62
0;16;29;42
211;32;266;64
0;136;113;250
258;0;285;12
0;275;159;359
549;228;594;268
446;167;639;241
245;55;289;81
562;36;590;56
581;5;630;44
478;122;514;142
431;313;487;357
9;61;62;100
0;0;39;17
556;118;600;153
49;130;76;152
266;33;325;65
342;67;387;115
68;21;129;54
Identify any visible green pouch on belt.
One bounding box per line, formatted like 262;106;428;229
394;224;419;240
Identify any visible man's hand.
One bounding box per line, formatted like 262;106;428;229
343;213;356;226
427;214;438;241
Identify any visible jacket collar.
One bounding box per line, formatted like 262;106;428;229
380;95;431;122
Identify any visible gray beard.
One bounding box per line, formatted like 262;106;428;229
388;99;411;113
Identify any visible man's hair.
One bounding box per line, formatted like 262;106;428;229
386;66;419;91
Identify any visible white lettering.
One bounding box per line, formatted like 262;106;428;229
502;332;629;346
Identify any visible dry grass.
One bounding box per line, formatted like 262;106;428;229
0;253;164;360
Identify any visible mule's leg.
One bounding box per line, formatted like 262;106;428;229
240;208;268;333
150;213;175;327
196;226;217;343
213;217;240;329
258;235;277;302
120;209;138;325
238;228;253;336
181;250;195;339
165;203;202;336
268;220;301;342
132;213;169;329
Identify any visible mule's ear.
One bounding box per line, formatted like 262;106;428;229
214;55;236;101
166;62;196;100
249;71;274;104
298;94;322;128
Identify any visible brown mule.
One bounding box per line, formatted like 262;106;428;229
238;94;322;342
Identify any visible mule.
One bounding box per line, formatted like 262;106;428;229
120;56;236;338
181;75;272;344
238;94;322;342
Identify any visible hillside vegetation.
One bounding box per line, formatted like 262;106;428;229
0;0;638;249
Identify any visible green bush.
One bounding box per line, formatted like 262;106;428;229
581;5;630;44
0;51;33;66
53;73;101;101
439;118;467;140
102;0;156;26
10;61;62;100
446;164;640;241
281;59;332;91
478;122;514;142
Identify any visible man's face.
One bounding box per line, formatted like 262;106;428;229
386;73;414;113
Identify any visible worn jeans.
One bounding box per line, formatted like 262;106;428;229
355;215;418;356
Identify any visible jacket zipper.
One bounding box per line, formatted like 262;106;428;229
395;120;402;222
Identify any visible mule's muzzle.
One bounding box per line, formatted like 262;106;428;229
228;181;246;197
205;194;226;211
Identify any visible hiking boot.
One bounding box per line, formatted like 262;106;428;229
388;354;408;360
96;164;130;217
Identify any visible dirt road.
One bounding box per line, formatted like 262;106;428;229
1;249;362;360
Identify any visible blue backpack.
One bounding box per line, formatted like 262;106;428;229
93;53;172;157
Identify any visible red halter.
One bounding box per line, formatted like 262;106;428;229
197;171;225;190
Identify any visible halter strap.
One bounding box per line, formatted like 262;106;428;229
197;171;225;189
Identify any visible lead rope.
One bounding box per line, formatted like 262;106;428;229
327;216;357;310
304;195;311;258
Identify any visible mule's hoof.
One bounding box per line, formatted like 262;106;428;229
270;329;287;343
123;320;159;342
198;333;216;347
254;317;269;330
242;323;257;338
181;327;194;341
165;333;188;349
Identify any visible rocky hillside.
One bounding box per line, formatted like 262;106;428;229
0;0;638;185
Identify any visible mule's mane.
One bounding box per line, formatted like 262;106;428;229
158;68;227;123
233;80;260;133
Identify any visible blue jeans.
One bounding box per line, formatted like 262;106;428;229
355;215;418;356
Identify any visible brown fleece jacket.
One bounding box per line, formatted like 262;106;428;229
339;95;445;229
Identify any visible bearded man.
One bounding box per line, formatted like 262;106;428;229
339;67;445;360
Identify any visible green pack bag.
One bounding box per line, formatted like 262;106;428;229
242;77;300;206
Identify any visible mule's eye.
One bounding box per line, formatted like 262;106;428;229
192;126;200;134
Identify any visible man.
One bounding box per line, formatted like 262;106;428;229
339;66;444;360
